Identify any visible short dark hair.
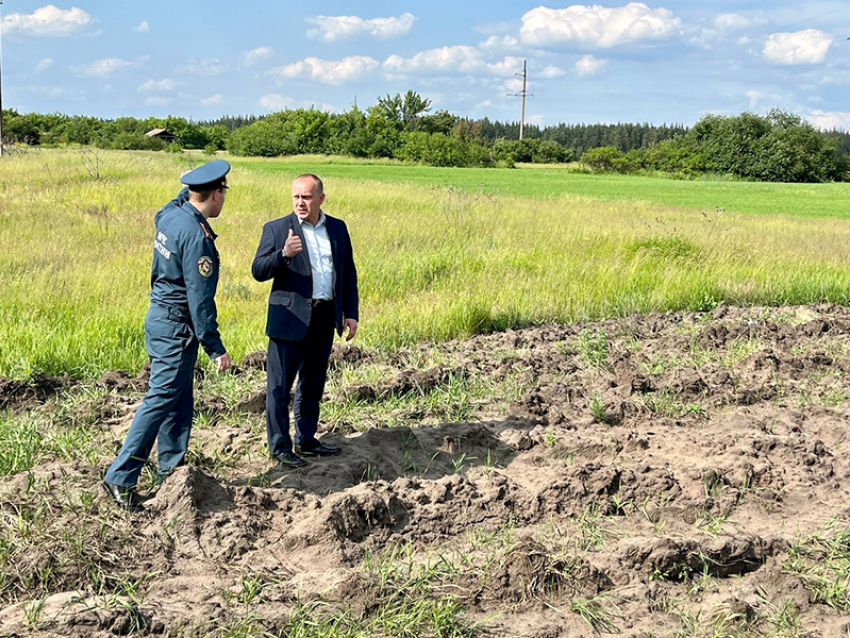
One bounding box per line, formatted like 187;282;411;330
188;188;222;203
295;173;323;195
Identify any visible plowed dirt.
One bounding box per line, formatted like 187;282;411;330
3;304;850;636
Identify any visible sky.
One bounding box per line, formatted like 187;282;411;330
1;1;850;130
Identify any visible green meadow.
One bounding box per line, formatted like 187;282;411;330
1;148;850;379
238;156;850;218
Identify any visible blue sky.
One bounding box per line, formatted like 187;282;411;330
2;1;850;129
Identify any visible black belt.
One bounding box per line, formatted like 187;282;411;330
311;299;332;307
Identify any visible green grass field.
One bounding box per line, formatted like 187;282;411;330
236;156;850;218
2;148;850;379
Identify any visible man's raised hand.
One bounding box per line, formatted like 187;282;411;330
283;228;302;258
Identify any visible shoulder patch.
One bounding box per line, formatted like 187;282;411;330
198;256;214;277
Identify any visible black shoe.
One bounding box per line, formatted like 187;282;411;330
296;441;342;457
102;481;144;512
275;450;307;468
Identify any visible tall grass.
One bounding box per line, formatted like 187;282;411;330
2;148;850;378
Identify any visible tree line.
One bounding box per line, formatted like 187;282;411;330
581;110;849;183
2;90;848;182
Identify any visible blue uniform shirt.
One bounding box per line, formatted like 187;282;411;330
149;187;225;359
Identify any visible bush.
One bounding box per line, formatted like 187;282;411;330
227;120;294;157
492;138;571;164
108;132;166;151
581;146;630;173
643;110;841;183
533;140;573;163
493;139;535;163
397;132;489;167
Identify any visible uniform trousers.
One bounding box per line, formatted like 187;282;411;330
265;300;335;456
105;303;197;488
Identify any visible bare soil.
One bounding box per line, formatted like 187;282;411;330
3;304;850;636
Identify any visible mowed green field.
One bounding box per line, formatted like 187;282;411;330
2;148;850;379
236;156;850;219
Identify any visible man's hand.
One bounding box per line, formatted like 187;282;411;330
215;353;232;373
343;318;358;341
283;228;302;258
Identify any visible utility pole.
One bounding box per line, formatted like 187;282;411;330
0;0;4;157
507;60;531;140
519;60;527;140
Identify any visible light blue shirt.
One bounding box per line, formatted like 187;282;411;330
299;212;334;301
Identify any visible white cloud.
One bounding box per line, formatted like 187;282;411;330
384;48;531;79
575;54;607;77
307;12;415;42
34;58;54;72
805;109;850;130
258;95;337;112
174;58;227;76
486;56;525;76
520;2;681;48
138;78;177;93
504;77;524;93
73;56;146;78
202;94;223;106
763;29;832;65
479;35;520;51
746;90;764;109
260;94;295;110
1;5;92;36
133;20;149;33
270;56;379;84
145;96;172;106
384;46;483;74
714;14;751;30
539;65;566;79
690;13;753;48
242;47;274;67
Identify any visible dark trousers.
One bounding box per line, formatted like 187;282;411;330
265;301;335;456
105;303;197;488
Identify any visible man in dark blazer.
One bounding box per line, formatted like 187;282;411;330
251;173;358;469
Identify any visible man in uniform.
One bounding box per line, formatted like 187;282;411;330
103;159;232;511
252;173;358;469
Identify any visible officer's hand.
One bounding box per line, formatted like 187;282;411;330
283;228;302;258
216;353;232;373
343;318;358;341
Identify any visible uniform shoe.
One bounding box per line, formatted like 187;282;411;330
102;481;144;512
296;441;342;456
275;450;307;468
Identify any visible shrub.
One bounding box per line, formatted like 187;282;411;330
581;146;630;173
533;140;573;163
108;132;167;151
397;132;489;167
227;120;294;157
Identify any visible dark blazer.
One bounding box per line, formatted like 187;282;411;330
252;212;358;341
